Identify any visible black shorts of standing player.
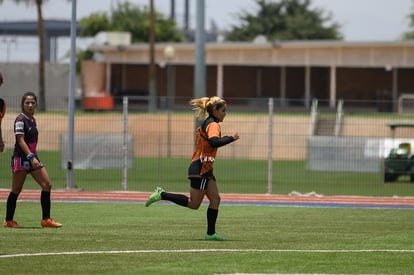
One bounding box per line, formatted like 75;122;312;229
11;155;44;173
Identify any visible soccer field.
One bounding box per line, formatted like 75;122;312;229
0;201;413;274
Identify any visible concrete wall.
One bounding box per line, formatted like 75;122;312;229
0;63;80;111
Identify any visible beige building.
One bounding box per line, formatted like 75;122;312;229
84;40;414;111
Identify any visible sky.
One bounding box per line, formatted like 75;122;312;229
0;0;413;62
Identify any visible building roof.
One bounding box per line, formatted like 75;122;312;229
0;19;81;36
90;40;414;68
0;20;83;62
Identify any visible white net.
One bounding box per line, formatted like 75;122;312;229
60;134;134;169
307;136;381;172
398;94;414;114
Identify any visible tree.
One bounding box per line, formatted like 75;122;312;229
225;0;342;42
80;1;183;43
403;1;414;39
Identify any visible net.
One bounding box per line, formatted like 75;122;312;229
60;134;134;169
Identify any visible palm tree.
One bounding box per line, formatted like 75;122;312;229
0;0;48;111
34;0;46;111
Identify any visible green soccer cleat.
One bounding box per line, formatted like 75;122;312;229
145;187;165;207
205;233;225;241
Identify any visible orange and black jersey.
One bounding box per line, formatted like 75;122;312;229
188;116;235;178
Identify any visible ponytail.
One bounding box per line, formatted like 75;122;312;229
189;96;226;119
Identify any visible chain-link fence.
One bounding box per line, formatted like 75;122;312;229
1;96;414;197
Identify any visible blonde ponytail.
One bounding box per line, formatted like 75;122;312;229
189;96;226;119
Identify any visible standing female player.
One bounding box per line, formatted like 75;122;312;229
3;92;62;228
0;71;6;153
145;96;239;241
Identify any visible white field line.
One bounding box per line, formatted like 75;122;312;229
0;248;414;258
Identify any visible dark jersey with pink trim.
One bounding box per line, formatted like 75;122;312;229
0;98;6;125
13;113;38;158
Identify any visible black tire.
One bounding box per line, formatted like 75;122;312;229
384;172;396;183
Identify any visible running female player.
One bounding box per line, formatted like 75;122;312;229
145;96;239;241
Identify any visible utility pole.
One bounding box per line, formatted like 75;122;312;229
193;0;206;130
67;0;77;189
170;0;175;21
184;0;189;32
148;0;157;112
194;0;206;99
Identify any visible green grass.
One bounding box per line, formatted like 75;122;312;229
1;150;414;197
0;202;413;274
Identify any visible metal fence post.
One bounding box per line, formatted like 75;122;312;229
122;96;128;191
267;97;274;194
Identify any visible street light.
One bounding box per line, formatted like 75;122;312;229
163;45;175;111
164;45;175;158
164;45;175;59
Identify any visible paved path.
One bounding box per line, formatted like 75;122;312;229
1;189;414;209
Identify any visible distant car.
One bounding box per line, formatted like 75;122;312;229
384;143;414;182
383;122;414;183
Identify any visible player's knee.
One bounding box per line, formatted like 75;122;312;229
212;194;221;205
188;202;202;210
41;182;52;191
208;195;220;208
12;186;23;194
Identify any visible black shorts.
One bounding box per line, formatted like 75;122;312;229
188;159;215;190
190;176;216;190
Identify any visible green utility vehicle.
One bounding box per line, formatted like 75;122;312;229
383;122;414;182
